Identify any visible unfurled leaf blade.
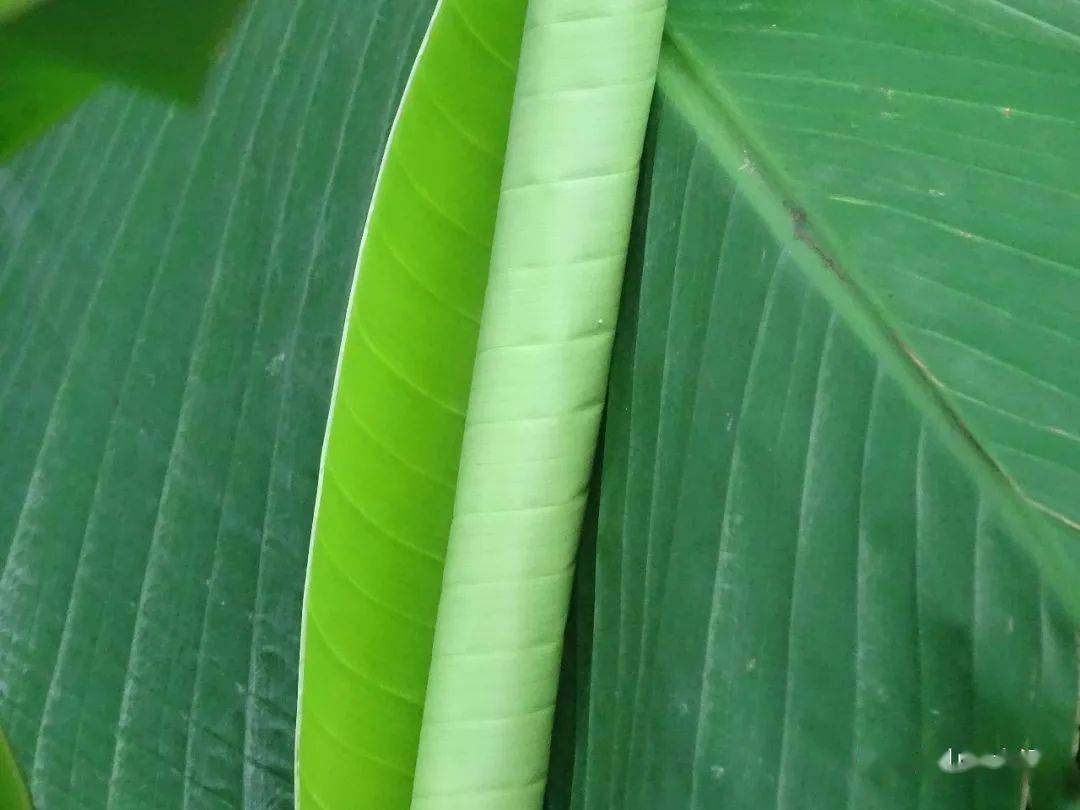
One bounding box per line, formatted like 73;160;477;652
662;1;1080;556
550;2;1080;808
0;1;436;806
554;89;1080;809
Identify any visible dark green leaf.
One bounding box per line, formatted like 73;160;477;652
0;0;434;805
551;1;1080;806
1;0;247;158
0;42;96;161
552;93;1080;809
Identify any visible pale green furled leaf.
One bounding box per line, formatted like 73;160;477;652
411;0;665;806
297;0;666;807
0;0;435;806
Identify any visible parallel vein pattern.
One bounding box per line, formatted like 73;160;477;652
411;1;665;807
296;1;526;807
0;0;434;806
665;0;1080;543
549;97;1079;810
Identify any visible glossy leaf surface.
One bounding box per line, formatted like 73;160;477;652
663;0;1080;568
551;92;1080;810
296;0;525;806
3;1;1080;808
549;2;1080;808
0;0;434;805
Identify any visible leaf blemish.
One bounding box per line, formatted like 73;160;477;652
784;201;845;280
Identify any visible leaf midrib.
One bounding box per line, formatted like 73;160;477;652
657;23;1080;609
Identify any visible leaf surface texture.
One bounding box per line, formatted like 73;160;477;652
549;3;1080;807
0;0;435;805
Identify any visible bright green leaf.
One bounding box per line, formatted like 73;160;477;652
297;0;667;806
296;0;526;805
0;725;30;810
